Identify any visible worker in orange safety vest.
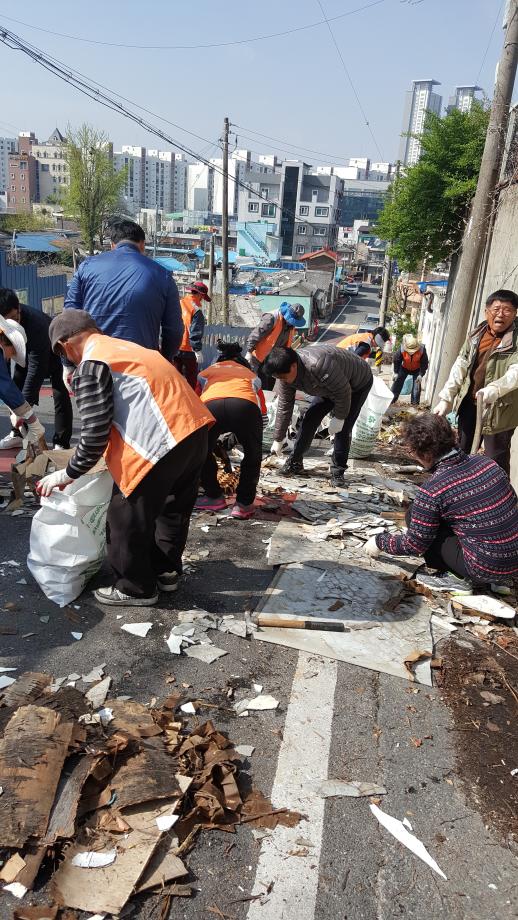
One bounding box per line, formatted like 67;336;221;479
338;326;390;359
195;340;267;520
37;309;214;607
245;301;306;388
175;281;210;388
391;334;429;406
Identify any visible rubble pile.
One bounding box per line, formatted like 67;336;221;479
0;673;297;916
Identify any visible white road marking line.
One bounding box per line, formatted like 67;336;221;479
246;652;337;920
315;296;351;342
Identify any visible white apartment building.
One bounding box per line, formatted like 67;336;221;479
31;129;69;202
448;85;483;114
399;79;443;166
238;159;343;260
0;137;16;194
211;149;254;217
114;146;146;214
114;147;187;215
186;163;214;212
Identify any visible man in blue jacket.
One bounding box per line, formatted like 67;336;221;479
64;218;183;360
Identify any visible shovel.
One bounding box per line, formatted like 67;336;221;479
470;391;484;455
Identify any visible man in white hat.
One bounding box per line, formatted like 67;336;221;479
0;316;46;445
391;334;428;406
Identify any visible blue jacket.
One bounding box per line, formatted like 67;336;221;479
64;242;183;361
0;354;25;410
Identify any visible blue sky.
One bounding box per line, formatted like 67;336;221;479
0;0;507;165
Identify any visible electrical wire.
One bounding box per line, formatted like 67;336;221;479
315;0;384;161
0;2;384;50
0;25;323;231
475;1;504;85
232;127;351;164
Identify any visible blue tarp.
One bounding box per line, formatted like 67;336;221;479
14;232;64;253
154;256;189;272
215;249;237;264
417;280;448;293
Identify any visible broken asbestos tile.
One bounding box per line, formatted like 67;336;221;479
121;622;152;638
85;677;111;709
317;780;387;798
184;644;228;664
71;850;117;869
369;803;447;880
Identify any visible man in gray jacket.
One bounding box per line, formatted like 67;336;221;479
264;344;373;483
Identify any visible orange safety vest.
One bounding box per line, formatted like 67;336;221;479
253;312;294;363
402;348;423;372
82;334;214;497
180;294;202;353
337;332;374;359
198;361;265;411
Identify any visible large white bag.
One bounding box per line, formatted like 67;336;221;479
27;471;113;607
350;376;393;459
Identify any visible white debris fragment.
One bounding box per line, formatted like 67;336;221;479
0;676;16;689
318;780;387;798
235;745;255;757
2;560;20;567
98;707;114;726
68;673;81;681
155;813;179;832
49;677;67;692
253;683;263;693
511;768;518;777
184;644;228;664
180;702;196;715
247;694;279;711
166;630;184;655
369;804;447;880
71;632;83;641
85;677;111;708
3;882;27;898
82;664;106;683
121;622;152;638
16;578;27;585
0;667;16;673
402;817;413;831
71;850;117;869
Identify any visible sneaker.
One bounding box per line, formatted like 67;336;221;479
232;502;255;520
0;432;23;451
415;570;472;594
281;457;307;477
94;586;158;606
490;582;513;596
157;571;182;593
330;469;345;486
194;495;227;512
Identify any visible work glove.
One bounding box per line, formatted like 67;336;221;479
477;384;499;410
328;416;344;435
364;535;381;558
63;366;75;395
432;399;451;417
36;467;73;497
195;351;204;367
11;405;45;444
270;439;285;457
245;351;253;364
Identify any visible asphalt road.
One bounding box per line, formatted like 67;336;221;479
1;286;517;919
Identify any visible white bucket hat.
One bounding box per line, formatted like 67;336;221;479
0;316;27;367
402;333;419;355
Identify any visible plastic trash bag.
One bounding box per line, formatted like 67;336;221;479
27;470;113;607
350;376;394;459
401;375;413;396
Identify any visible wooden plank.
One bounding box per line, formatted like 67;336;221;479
0;672;51;708
44;753;101;843
112;741;181;809
0;705;73;847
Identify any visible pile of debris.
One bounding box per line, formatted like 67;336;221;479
0;672;298;916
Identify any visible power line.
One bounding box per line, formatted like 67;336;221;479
0;2;384;50
315;0;384;161
475;1;504;85
0;25;320;232
232;125;351;163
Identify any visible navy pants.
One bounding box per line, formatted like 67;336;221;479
292;380;372;474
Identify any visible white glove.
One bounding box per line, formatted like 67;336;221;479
36;467;73;497
245;351;253;364
477;384;499;409
364;535;381;558
195;351;204;367
270;439;284;456
432;399;451;417
328;416;344;435
25;415;45;445
63;366;75;395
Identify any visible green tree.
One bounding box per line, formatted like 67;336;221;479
63;124;126;255
376;104;489;271
0;211;47;232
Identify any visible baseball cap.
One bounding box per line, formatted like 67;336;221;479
49;309;98;354
188;281;211;302
280;301;306;329
0;316;26;367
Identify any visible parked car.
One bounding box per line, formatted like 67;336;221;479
344;282;360;295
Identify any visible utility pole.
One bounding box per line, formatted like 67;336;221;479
379;161;400;326
152;203;159;259
222;116;229;324
434;1;518;399
208;233;215;325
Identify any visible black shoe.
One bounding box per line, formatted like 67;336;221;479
330;469;345;486
281;456;307;477
157;571;183;593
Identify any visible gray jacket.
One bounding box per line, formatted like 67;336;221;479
247;311;291;354
273;345;373;441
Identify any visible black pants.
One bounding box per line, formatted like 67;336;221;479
291;380;372;473
457;396;513;476
405;505;468;578
13;352;73;447
106;427;208;597
391;368;421;406
174;351;198;390
200;397;263;506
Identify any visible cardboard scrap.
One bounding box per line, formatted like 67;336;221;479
13;907;59;920
0;852;27;883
